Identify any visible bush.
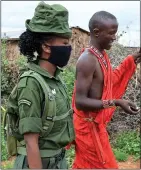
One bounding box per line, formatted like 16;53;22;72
107;43;140;134
1;125;8;161
62;66;75;102
1;160;14;169
112;131;140;161
113;149;128;162
1;40;27;97
66;147;75;168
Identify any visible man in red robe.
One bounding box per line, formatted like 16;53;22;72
71;11;141;169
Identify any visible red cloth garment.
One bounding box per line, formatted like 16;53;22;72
71;48;136;169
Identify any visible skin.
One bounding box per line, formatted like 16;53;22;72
24;36;70;169
75;18;141;114
39;37;70;76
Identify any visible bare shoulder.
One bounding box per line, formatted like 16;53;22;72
76;49;97;76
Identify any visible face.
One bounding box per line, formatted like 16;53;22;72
94;19;118;50
43;37;70;54
42;37;70;55
41;36;72;67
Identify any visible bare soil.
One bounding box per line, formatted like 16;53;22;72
1;156;140;169
118;156;140;169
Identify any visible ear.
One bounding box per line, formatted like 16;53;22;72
42;44;51;54
93;28;100;37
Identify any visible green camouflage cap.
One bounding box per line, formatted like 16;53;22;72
25;1;72;38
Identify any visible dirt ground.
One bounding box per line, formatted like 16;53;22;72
118;156;140;169
1;156;140;169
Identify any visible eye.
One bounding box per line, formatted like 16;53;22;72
109;31;115;35
109;29;117;35
64;43;68;45
64;41;69;45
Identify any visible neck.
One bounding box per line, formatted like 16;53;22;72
89;37;103;53
39;59;56;76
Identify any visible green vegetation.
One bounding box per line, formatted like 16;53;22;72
62;66;75;102
66;147;75;168
113;149;128;162
1;39;140;169
1;125;8;161
1;160;14;169
1;40;27;97
112;131;140;161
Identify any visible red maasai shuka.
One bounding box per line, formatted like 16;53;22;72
69;47;136;169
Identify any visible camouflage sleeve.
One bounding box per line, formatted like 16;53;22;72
17;77;44;135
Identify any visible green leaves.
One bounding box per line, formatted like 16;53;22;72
1;125;8;161
66;147;75;168
113;149;128;162
61;66;75;102
113;131;140;161
1;41;27;97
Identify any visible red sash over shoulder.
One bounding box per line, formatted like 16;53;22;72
70;47;136;169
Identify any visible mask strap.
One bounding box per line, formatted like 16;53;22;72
39;58;49;62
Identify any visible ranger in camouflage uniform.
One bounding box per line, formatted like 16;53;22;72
8;2;75;169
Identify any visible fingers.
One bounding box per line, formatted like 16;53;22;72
128;104;139;114
133;52;141;61
129;106;139;112
128;102;137;109
129;106;139;111
125;107;138;114
121;100;139;115
136;58;141;64
126;101;139;114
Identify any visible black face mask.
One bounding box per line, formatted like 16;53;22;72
40;45;72;67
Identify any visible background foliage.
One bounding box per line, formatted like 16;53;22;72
1;39;140;168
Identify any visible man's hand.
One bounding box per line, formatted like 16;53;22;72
115;99;139;114
132;49;141;64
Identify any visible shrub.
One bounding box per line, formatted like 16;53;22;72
66;147;75;168
113;149;128;162
1;40;27;97
61;66;75;102
112;131;140;161
1;125;8;161
1;160;14;169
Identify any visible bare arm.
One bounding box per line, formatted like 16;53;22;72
24;133;42;169
75;51;139;114
75;52;103;111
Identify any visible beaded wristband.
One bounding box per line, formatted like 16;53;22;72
102;99;116;108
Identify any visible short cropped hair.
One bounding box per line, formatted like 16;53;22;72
89;11;117;33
